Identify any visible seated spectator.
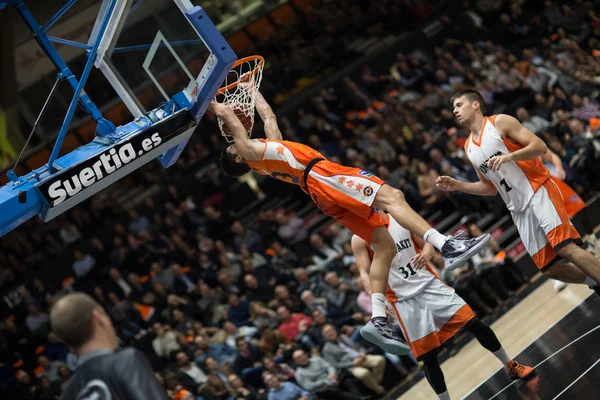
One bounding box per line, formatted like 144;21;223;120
228;374;258;400
262;357;295;383
276;306;315;350
25;303;49;337
292;349;364;400
309;233;344;270
322;271;358;311
175;350;207;393
516;107;549;135
294;268;322;295
300;290;328;317
244;274;275;303
231;220;263;252
264;372;309;400
273;285;303;313
276;212;309;246
171;263;200;296
72;249;96;279
35;355;67;383
218;271;243;295
227;293;251;328
128;210;150;235
269;240;299;271
249;301;278;330
258;329;289;358
107;267;132;298
194;334;236;365
321;324;387;395
152;323;181;359
211;320;258;352
232;338;264;388
127;272;149;301
202;356;229;385
150;262;175;290
327;222;353;249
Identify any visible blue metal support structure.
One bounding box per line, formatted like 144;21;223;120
47;36;93;50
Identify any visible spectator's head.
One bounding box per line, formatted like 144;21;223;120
516;107;530;122
228;374;245;390
571;95;583;108
275;285;290;301
322;324;338;342
570;120;586;136
73;250;83;260
377;165;390;180
218;271;233;287
170;263;183;277
294;268;309;283
194;334;209;350
451;89;486;124
292;349;309;366
223;320;237;334
231;220;246;236
300;290;316;305
108;292;120;305
264;371;281;389
309;233;325;248
324;271;340;287
37;355;50;369
127;272;140;286
228;293;241;307
220;146;251;177
108;268;121;281
28;303;39;315
311;309;327;325
50;292;118;353
204;356;220;372
417;161;429;175
535;93;547;105
468;223;484;238
175;351;191;367
58;366;70;380
430;148;444;164
235;337;250;353
276;305;291;321
244;274;258;289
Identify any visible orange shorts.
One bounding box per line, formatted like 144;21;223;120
512;179;581;270
550;176;585;218
306;160;386;242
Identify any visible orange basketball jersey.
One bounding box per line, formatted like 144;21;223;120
550;176;586;217
246;139;325;190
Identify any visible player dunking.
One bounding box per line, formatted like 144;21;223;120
351;212;535;400
437;89;600;293
210;91;491;354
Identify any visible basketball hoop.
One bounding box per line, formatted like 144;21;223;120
214;55;265;143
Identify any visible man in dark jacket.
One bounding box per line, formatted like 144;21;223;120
50;292;168;400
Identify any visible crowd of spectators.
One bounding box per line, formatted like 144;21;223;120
2;0;600;399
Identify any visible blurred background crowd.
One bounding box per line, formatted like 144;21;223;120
1;0;600;399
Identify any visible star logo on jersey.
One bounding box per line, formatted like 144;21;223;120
355;183;364;192
338;177;346;184
363;186;373;197
347;180;354;188
276;146;285;155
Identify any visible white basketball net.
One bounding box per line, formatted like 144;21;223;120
215;56;264;143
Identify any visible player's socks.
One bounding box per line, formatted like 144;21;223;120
424;228;447;251
371;293;387;318
505;360;536;380
492;347;511;365
437;391;451;400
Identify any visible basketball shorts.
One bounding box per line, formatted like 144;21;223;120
388;279;475;360
511;179;581;271
550;176;586;218
306;160;386;242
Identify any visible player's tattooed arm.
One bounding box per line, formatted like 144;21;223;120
351;234;374;296
487;114;548;171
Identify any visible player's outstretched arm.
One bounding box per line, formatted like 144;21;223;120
351;234;374;296
437;168;497;197
254;90;283;141
211;102;263;162
487;114;548;171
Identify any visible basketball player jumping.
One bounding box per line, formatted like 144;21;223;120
351;212;535;400
437;89;600;292
210;91;491;354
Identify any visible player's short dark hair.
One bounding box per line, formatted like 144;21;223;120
451;88;487;115
50;293;99;349
219;147;251;177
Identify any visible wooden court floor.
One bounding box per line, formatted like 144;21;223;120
397;278;594;400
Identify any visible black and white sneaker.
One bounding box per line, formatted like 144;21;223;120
441;230;492;272
360;317;411;356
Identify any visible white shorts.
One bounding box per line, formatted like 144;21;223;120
388;279;475;359
511;180;581;271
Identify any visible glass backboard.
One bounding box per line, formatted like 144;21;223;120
94;0;236;120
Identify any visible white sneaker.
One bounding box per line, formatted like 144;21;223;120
553;280;567;292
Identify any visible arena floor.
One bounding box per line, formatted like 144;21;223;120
397;279;597;400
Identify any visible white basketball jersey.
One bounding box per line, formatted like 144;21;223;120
383;216;435;302
465;115;550;212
